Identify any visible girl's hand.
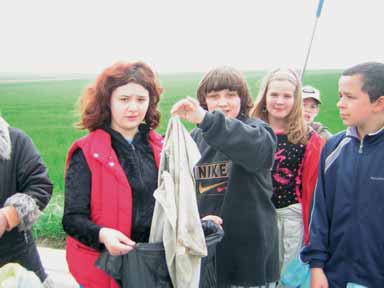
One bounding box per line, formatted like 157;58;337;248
171;97;206;124
99;227;136;256
311;268;329;288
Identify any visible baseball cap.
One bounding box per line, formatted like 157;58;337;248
302;85;321;104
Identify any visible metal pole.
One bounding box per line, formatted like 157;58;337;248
301;18;319;81
301;0;325;81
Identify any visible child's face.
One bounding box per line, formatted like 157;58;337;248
110;82;150;138
337;75;375;130
205;89;241;119
303;98;320;124
266;80;296;122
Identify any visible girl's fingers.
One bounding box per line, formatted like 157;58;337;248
171;101;185;114
171;98;196;115
118;233;136;247
114;242;134;255
186;96;199;107
108;238;135;255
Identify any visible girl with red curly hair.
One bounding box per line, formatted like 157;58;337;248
62;61;163;288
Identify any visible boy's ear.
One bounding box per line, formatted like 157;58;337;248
374;95;384;112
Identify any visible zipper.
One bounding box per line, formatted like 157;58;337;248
346;139;362;264
130;143;145;191
358;138;364;154
24;231;28;244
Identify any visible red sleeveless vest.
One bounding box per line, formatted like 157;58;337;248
65;129;162;288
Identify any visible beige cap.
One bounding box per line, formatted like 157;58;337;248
302;85;321;104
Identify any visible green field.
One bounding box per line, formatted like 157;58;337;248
0;71;345;246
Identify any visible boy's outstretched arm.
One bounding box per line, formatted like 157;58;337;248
172;97;276;173
197;111;276;173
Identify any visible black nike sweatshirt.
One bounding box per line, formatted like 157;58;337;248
191;111;280;287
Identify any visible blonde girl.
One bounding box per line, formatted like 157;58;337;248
251;68;323;278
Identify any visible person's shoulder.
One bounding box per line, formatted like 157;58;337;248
311;122;323;130
322;130;348;155
312;122;332;138
148;129;162;139
148;129;164;149
245;116;264;125
312;122;329;132
244;116;268;129
67;129;104;154
8;127;33;148
247;116;274;130
79;129;108;143
69;132;91;146
9;126;28;139
8;127;42;160
326;131;346;146
247;116;275;137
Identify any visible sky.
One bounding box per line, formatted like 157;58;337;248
1;0;383;74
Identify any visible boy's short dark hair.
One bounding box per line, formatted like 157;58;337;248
196;66;253;116
342;62;384;102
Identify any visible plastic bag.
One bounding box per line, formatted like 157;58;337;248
96;221;224;288
280;257;310;288
0;263;43;288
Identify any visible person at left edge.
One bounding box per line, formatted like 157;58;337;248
0;115;53;287
62;61;163;288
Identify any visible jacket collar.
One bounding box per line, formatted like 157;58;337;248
0;116;11;160
346;126;384;144
101;123;150;148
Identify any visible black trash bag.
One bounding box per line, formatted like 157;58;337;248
199;220;224;288
96;220;224;288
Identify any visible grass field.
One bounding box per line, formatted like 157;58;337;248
0;70;345;247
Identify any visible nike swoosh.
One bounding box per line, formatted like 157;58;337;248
198;181;227;194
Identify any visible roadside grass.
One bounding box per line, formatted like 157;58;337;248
0;70;344;247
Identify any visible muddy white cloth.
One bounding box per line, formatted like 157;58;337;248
149;117;207;288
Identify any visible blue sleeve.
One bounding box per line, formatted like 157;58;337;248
300;145;330;268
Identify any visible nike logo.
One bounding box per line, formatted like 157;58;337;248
198;181;227;194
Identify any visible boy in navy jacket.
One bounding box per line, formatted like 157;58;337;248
301;62;384;287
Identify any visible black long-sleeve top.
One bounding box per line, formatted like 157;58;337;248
62;124;158;250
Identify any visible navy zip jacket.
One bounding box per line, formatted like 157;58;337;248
301;127;384;287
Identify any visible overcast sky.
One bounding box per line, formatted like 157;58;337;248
1;0;383;74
